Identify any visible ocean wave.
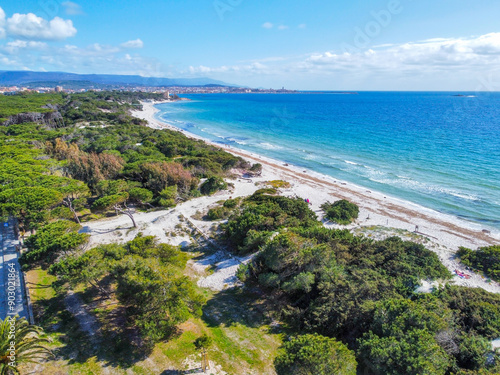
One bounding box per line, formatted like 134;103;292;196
370;176;481;202
226;137;248;145
344;160;359;165
302;153;319;161
259;142;284;150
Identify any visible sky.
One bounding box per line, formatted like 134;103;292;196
1;0;500;90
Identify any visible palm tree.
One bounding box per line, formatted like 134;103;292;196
0;317;53;375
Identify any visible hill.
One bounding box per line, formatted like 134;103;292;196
0;70;236;87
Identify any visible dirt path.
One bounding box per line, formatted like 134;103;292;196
64;290;101;344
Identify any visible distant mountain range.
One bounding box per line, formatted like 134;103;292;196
0;71;236;88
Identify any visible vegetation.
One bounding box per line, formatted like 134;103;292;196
50;234;202;343
194;333;213;350
266;180;291;189
247;163;262;176
458;245;500;281
221;190;500;374
274;334;357;375
200;176;228;195
3;91;500;374
22;220;89;266
0;317;52;374
321;199;359;224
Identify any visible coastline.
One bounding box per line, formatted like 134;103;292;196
133;99;500;293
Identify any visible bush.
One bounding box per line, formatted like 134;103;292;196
267;180;291;189
22;221;89;264
194;334;213;350
200;176;227;195
158;185;177;208
223;197;241;209
236;264;250;282
206;206;230;221
275;334;357;375
128;187;153;205
321;199;359;225
457;245;500;281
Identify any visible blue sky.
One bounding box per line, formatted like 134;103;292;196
1;0;500;90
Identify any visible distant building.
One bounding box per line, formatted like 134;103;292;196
55;86;63;92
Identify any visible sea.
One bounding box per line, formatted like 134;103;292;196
155;92;500;230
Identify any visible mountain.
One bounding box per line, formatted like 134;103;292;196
0;71;236;87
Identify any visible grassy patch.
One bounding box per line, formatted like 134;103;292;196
265;180;291;189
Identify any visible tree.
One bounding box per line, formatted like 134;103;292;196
358;329;450;375
66;151;124;189
321;199;359;225
22;221;89;265
158;185;177;208
194;334;213;350
0;187;63;232
128;187;153;207
457;334;492;370
112;255;204;341
0;317;52;375
49;245;115;298
59;180;89;224
92;192;137;227
274;334;357;375
357;298;453;375
139;161;195;195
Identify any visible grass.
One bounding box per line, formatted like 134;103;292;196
265;180;291;189
25;265;281;374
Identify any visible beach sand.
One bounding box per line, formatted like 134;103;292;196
82;99;500;294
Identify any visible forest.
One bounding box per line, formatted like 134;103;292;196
0;90;499;374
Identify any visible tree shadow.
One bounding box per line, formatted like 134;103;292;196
202;287;274;329
31;289;155;370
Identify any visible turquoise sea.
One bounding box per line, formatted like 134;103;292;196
155;92;500;229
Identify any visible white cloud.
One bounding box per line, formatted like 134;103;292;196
6;13;77;40
2;40;47;54
278;25;289;30
0;39;163;77
298;24;306;29
120;39;144;49
62;1;85;15
189;62;269;75
0;7;5;39
262;22;273;29
308;33;500;71
183;33;500;90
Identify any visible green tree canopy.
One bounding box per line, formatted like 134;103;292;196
274;334;357;375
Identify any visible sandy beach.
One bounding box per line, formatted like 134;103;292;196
80;99;500;294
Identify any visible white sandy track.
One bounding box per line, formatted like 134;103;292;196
80;100;500;294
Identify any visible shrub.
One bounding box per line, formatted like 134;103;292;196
457;245;500;282
267;180;291;189
207;206;230;221
22;221;89;264
200;176;227;195
321;199;359;225
275;334;357;375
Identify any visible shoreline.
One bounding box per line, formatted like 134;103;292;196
132;99;500;293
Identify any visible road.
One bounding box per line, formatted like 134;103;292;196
0;218;28;321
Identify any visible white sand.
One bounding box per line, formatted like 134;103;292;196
81;99;500;294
